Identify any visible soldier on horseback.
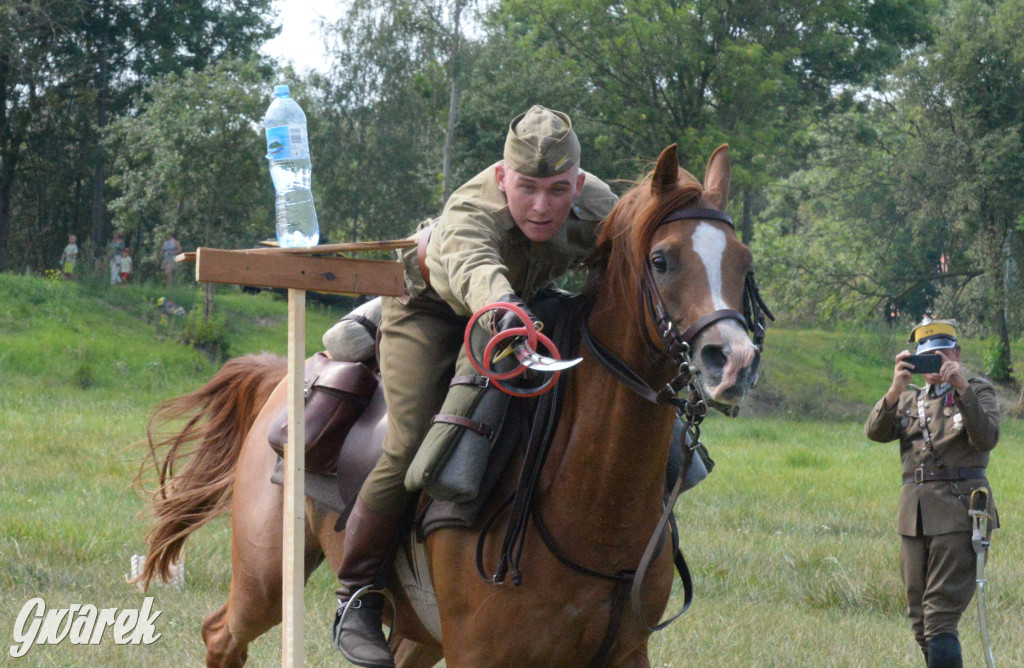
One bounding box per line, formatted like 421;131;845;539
332;105;618;667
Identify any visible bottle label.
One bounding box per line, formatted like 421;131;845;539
265;125;309;161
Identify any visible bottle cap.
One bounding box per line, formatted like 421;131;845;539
274;84;290;97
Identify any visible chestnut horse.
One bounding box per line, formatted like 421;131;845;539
135;144;764;667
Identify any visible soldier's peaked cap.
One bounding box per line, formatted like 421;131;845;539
503;105;581;178
908;317;958;353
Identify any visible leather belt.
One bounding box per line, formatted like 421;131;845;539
416;224;434;288
903;467;987;484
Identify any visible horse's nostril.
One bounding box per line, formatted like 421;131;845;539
701;345;728;372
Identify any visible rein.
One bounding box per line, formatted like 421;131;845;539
477;206;773;666
577;206;773;640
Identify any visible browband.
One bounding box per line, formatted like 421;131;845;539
657;207;734;229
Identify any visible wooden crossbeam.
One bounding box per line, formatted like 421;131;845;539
192;247;406;296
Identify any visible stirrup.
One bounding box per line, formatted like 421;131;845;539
337;584;397;644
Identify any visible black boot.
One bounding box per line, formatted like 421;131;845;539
926;632;963;668
332;498;400;668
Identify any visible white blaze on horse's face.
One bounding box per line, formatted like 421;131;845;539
692;223;728;310
690;222;758;404
652;218;759;407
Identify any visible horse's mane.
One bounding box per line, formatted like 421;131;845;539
584;170;704;324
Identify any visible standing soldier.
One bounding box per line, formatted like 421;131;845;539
865;317;1000;668
330;105;618;668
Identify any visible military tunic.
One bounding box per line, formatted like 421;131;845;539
360;163;618;515
864;377;1000;651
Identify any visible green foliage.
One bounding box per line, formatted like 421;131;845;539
179;310;231;363
106;57;276;258
0;0;277;272
985;338;1013;381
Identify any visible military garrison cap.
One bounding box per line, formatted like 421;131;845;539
909;317;958;353
503;105;581;177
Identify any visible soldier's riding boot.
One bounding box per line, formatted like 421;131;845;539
332;498;400;668
926;632;963;668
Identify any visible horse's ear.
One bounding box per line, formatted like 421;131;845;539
703;144;731;210
651;144;679;196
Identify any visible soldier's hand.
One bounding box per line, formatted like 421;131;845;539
941;359;968;393
494;293;539;334
884;350;914;408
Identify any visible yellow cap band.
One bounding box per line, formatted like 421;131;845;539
911;322;957;342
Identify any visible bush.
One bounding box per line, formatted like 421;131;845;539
983;338;1013;381
179;310;230;362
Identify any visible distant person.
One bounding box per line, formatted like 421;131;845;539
60;234;79;280
161;233;182;288
119;247;133;284
865;317;1000;667
107;232;125;284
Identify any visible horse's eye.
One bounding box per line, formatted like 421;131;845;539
650;255;668;273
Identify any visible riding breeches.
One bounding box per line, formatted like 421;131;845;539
358;295;466;516
899;530;977;651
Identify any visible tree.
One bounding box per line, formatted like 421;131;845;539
893;0;1024;378
479;0;933;238
0;0;276;271
312;0;477;242
106;58;275;260
756;0;1023;381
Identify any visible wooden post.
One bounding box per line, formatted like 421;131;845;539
282;289;306;666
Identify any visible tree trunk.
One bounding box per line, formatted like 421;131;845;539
996;229;1015;382
203;282;215;321
740;187;754;245
440;0;465;205
90;0;110;252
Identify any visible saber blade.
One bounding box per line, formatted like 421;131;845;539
976;576;995;668
513;340;582;371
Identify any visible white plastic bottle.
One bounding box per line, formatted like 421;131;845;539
263;84;319;247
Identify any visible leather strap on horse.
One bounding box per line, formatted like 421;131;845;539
580;324;693;409
629;452;694;632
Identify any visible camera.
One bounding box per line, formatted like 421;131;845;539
905;353;943;374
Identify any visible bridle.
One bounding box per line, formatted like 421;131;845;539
580;205;773;635
482;206;774;662
583;206;773;429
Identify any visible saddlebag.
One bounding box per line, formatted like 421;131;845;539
405;374;511;503
268;352;378;474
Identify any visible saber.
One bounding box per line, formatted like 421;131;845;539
513;339;582;371
969;488;996;668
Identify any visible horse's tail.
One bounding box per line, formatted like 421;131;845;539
132;352;287;590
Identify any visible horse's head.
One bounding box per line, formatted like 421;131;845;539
587;143;762;412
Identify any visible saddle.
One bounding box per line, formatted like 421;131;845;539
268;291;585;531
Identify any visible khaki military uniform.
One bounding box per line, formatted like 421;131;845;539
360;163;618;515
865;377;1000;651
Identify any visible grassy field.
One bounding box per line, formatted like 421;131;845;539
1;273;1021;666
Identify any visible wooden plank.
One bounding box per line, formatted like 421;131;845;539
178;239;416;266
247;239;416;254
282;290;306;666
194;247;406;296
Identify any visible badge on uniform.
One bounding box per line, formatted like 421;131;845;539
952;411;963;431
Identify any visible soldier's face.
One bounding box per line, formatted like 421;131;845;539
496;164;585;242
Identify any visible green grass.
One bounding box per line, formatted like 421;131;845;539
0;273;1021;666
